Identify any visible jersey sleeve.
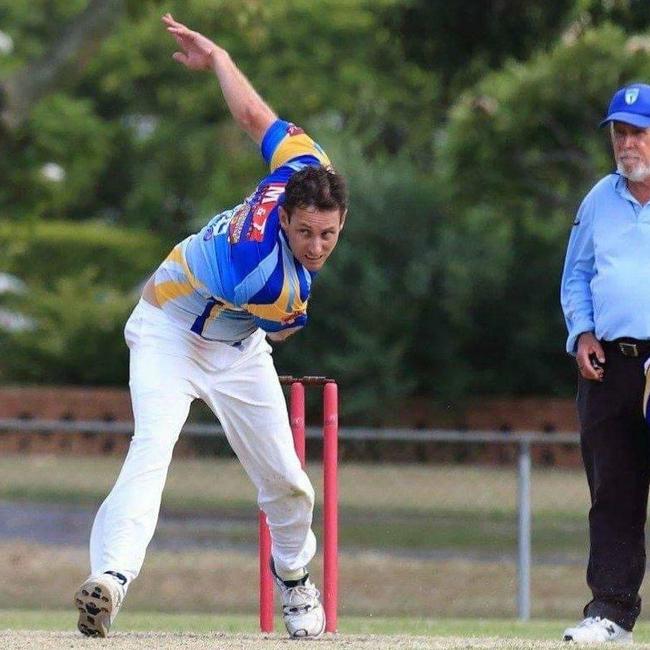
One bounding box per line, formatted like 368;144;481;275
260;119;331;172
560;197;596;355
252;312;307;333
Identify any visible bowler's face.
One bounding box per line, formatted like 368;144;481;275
279;205;345;272
611;121;650;182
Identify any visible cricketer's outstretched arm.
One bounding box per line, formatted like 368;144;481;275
162;13;277;144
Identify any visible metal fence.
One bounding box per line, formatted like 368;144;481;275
0;418;581;620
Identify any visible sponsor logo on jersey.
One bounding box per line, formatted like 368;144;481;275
228;203;250;244
247;183;285;242
281;308;306;325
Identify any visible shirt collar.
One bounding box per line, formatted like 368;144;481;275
614;172;642;205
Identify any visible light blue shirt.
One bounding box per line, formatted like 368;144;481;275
561;173;650;354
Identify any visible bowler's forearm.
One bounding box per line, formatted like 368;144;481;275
210;48;276;144
267;327;301;343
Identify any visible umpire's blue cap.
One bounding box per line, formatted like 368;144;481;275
600;83;650;128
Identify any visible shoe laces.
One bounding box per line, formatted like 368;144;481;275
282;580;321;614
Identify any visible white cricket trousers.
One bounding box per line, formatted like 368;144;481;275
89;299;316;583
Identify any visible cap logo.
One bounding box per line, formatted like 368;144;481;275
625;88;640;105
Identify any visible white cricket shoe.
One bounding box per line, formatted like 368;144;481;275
74;573;125;637
274;574;326;638
563;616;633;644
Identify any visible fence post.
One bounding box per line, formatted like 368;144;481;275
517;438;531;620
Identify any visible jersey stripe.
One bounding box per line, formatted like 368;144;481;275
155;279;196;305
191;298;218;336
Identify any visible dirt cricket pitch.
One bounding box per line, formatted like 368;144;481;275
5;631;650;650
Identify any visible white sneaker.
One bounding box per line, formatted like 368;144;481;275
74;573;126;637
563;616;633;644
274;574;326;638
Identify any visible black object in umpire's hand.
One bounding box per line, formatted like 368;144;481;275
643;361;650;426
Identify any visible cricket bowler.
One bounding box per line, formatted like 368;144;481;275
74;13;347;639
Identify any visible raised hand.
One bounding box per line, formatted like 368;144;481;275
162;13;218;71
161;12;276;143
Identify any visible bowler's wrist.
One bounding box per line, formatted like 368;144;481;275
210;46;229;71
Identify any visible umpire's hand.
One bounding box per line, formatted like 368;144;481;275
576;332;605;382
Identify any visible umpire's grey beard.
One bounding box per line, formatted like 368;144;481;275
617;160;650;182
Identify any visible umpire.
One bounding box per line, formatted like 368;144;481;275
561;83;650;644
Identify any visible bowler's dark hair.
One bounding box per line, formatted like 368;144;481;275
283;165;347;219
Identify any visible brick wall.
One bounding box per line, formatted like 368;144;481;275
0;386;193;457
387;396;580;467
0;386;133;420
0;386;582;465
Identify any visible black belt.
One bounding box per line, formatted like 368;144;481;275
602;338;650;358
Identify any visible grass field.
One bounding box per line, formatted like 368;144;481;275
0;454;639;635
0;541;595;618
0;455;591;556
0;609;577;635
0;455;590;514
5;612;650;649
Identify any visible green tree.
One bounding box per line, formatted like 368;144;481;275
1;0;439;237
435;24;650;397
273;131;445;421
578;0;650;32
382;0;575;101
0;220;165;384
0;270;135;385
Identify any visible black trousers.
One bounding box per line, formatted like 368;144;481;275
577;343;650;631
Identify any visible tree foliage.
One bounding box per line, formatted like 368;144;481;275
0;219;166;289
273;133;444;420
383;0;576;98
0;270;135;385
1;0;438;236
579;0;650;33
0;220;165;385
435;24;650;396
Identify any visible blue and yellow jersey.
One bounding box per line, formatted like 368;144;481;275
152;119;331;343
